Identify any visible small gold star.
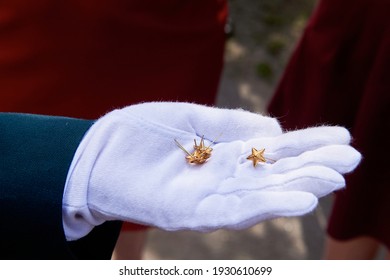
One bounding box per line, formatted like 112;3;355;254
247;148;266;167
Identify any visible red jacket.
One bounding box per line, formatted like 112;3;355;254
0;0;227;118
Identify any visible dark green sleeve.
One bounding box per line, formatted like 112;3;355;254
0;113;121;259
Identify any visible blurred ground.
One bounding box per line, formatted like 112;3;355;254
142;0;337;260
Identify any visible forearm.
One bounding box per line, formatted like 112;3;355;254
0;113;92;258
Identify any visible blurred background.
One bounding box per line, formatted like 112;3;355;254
141;0;335;260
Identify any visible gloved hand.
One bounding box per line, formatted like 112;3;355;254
62;102;361;241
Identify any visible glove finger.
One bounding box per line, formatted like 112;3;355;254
194;191;318;231
272;144;362;174
123;102;283;141
220;165;345;198
244;126;352;160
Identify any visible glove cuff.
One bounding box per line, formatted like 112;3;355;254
62;114;116;241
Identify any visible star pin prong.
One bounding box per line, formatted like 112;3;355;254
247;148;275;167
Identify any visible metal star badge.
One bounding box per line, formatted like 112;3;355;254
247;148;267;167
175;133;222;165
175;135;213;164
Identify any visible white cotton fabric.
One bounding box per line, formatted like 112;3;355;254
62;102;361;241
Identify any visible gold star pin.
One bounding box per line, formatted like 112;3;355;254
175;133;222;165
175;135;213;164
247;148;267;167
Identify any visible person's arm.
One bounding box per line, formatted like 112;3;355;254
0;113;121;259
1;103;361;259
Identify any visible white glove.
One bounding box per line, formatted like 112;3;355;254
62;102;361;241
